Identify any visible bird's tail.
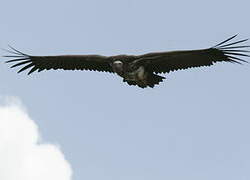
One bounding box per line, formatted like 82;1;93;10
124;73;165;88
146;73;165;88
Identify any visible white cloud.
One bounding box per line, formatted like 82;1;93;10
0;97;72;180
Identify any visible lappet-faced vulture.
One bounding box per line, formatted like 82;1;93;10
4;35;249;88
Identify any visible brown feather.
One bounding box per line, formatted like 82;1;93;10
138;35;249;73
6;53;114;74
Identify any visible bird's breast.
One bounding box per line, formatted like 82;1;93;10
136;66;146;80
123;66;146;81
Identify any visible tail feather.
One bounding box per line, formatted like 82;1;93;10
147;74;165;88
124;73;165;88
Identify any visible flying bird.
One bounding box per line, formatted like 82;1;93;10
3;35;249;88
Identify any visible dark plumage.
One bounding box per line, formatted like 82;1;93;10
3;35;249;88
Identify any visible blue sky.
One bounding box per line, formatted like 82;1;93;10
1;0;250;179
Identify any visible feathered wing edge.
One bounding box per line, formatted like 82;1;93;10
212;34;250;64
3;46;114;74
3;45;37;75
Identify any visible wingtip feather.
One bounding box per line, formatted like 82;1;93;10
213;34;238;48
213;35;249;64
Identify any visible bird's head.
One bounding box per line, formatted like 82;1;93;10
112;61;123;73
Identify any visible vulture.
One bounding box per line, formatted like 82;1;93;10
3;35;249;88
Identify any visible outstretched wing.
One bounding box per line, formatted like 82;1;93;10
138;35;249;73
4;47;113;75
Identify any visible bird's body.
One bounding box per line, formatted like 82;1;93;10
3;35;249;88
109;55;165;88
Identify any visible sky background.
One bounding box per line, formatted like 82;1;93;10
0;0;250;179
